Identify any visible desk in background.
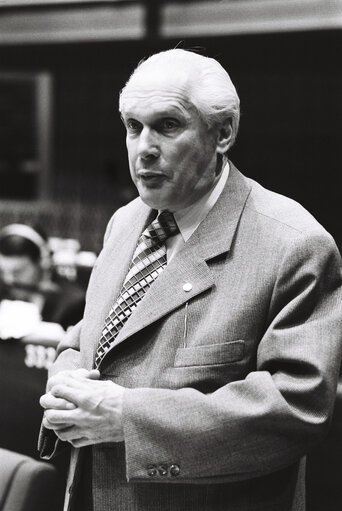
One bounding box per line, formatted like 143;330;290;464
0;336;57;459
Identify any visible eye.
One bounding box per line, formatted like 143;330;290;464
161;118;180;132
126;119;142;133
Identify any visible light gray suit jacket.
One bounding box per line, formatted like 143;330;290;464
40;164;342;511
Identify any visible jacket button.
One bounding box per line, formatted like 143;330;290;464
147;465;157;477
158;465;168;476
169;464;180;477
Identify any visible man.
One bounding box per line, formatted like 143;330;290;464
39;49;342;511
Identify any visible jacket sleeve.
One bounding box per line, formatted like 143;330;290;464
122;230;342;483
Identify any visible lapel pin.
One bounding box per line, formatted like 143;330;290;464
183;283;192;292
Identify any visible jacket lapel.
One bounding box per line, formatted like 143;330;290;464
101;164;252;356
85;199;153;363
98;201;154;309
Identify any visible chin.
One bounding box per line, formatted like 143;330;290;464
138;189;164;210
140;196;164;211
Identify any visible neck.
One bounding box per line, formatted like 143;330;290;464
216;154;228;177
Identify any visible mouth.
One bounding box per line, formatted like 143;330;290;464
137;171;166;186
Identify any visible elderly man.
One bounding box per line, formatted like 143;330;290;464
39;49;342;511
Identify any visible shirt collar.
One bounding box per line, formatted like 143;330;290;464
173;162;230;242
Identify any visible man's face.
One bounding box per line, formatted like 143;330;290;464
0;254;41;293
120;70;222;212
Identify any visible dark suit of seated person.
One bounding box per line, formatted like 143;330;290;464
0;224;85;332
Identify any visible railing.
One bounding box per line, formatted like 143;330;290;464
0;0;341;44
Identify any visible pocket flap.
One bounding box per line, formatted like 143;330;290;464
175;340;245;367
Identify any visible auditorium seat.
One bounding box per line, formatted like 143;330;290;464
0;448;59;511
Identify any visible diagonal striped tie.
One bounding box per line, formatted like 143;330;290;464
94;210;179;368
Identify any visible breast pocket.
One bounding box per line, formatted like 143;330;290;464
174;340;245;367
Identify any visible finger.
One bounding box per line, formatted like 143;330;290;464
47;369;94;391
54;426;92;445
40;393;76;410
44;408;77;425
42;416;55;430
47;371;76;390
50;384;80;405
50;376;98;394
43;416;74;431
55;426;80;442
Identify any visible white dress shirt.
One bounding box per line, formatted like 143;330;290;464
165;162;230;262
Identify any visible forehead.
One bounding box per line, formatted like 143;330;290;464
121;66;196;118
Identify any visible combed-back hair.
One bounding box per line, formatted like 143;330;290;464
119;48;240;149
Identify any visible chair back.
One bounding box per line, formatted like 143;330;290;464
0;448;58;511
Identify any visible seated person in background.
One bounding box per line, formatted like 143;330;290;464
0;224;85;331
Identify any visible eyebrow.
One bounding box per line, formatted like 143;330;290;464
122;106;191;124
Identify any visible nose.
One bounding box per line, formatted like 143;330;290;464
137;127;160;161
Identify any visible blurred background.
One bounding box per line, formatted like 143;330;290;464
0;1;341;510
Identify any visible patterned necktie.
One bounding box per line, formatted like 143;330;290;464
94;210;179;368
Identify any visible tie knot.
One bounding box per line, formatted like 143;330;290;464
146;210;179;245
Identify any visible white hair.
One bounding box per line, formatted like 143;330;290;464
119;49;240;149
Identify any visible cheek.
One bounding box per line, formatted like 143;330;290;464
167;141;198;168
126;140;136;161
127;150;137;178
172;142;209;174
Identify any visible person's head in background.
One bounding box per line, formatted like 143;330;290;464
0;224;50;302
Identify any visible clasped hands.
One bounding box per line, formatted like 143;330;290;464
40;368;125;448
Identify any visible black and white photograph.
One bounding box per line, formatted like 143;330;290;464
0;2;341;510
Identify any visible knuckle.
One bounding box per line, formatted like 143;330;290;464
44;410;54;421
48;378;59;392
46;378;55;391
51;384;64;397
53;398;64;409
60;370;72;377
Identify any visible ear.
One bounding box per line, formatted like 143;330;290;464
216;117;233;154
